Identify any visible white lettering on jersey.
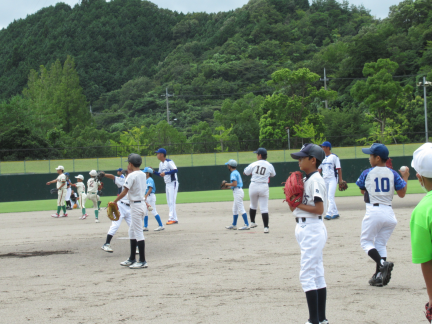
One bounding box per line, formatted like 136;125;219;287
244;160;276;183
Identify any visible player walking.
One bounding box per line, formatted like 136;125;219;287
243;148;276;233
223;159;249;230
72;175;88;219
64;173;73;210
154;148;179;225
290;143;329;324
318;141;344;220
87;170;102;223
114;153;148;269
356;143;409;287
46;165;68;218
143;167;164;231
116;168;124;195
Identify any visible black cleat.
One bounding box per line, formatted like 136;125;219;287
380;261;394;286
368;273;383;287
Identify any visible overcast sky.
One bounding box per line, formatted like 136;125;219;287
0;0;403;30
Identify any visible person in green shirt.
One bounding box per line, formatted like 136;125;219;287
410;143;432;322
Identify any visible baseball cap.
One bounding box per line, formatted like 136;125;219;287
361;143;389;160
291;143;325;162
64;172;70;176
412;143;432;177
143;167;154;174
116;168;123;172
55;165;64;171
320;141;332;148
225;159;237;167
75;175;84;180
155;148;167;155
126;153;142;166
89;170;97;176
253;148;267;155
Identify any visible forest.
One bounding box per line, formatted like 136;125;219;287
0;0;431;160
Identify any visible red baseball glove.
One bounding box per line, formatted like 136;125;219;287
283;171;304;208
426;302;432;323
98;182;104;191
386;158;393;169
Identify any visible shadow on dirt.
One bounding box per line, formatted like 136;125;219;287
0;251;73;258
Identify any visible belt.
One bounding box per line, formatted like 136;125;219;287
121;201;130;207
296;216;322;223
133;201;142;203
373;203;391;207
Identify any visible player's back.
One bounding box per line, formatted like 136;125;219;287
362;167;403;205
87;178;98;193
76;182;85;194
245;160;276;183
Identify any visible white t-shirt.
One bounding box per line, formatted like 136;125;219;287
158;159;178;183
57;173;67;190
124;170;147;201
244;160;276;183
75;182;86;195
87;178;99;194
318;153;341;179
114;176;130;204
293;171;327;218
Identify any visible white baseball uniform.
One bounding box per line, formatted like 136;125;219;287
356;167;406;257
56;173;67;206
107;176;131;236
318;153;341;216
87;177;100;208
75;182;86;208
157;159;179;222
65;179;72;202
124;170;147;241
244;160;276;213
293;171;328;292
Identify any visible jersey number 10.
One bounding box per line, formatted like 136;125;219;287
255;166;267;175
374;177;390;192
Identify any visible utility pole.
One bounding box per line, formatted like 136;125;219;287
285;127;290;150
320;68;329;109
417;77;431;142
161;88;174;125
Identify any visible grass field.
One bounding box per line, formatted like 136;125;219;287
0;179;424;214
0;143;422;174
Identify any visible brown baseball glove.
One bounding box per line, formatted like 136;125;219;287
338;180;348;191
98;182;104;191
220;180;229;189
283;171;304;208
107;202;120;221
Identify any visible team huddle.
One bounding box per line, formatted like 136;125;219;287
46;142;432;324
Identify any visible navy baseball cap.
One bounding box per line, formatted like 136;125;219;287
253;148;267;155
64;172;70;176
155;148;167;155
116;168;123;172
362;143;389;160
320;141;332;148
291;143;325;162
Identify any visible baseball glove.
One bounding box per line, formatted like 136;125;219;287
426;302;432;323
50;188;58;194
98;181;104;191
107;202;120;221
96;171;105;182
338;181;348;191
220;180;229;189
283;171;304;208
386;158;393;169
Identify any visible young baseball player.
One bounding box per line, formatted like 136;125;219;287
65;173;73;210
223;159;249;230
410;143;432;321
154;148;179;225
46;165;68;218
116;168;124;195
243;148;276;233
143;167;164;231
87;170;102;223
318;141;344;220
72;175;88;219
290;143;328;324
356;143;409;287
114;153;148;269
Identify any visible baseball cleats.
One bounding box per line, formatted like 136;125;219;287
238;225;250;230
324;215;332;220
51;213;60;218
368;272;383;287
380;261;394;286
249;222;257;228
143;227;149;232
95;219;99;223
225;225;237;230
60;213;68;217
320;320;329;324
120;259;136;266
79;214;88;220
154;226;165;231
129;261;148;269
264;227;269;234
101;244;113;253
332;214;340;219
166;220;178;225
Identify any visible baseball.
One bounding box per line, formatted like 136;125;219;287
148;206;153;211
400;166;407;172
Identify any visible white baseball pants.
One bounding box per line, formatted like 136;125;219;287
65;188;71;201
79;193;87;208
129;201;145;241
108;202;131;236
87;192;100;208
360;204;397;258
295;217;327;292
232;188;246;215
249;182;269;213
145;194;158;216
57;189;67;206
324;177;338;216
166;181;179;221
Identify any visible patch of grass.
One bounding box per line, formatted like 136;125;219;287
0;180;424;214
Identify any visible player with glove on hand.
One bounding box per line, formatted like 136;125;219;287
46;165;68;218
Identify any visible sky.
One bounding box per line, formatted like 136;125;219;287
0;0;403;30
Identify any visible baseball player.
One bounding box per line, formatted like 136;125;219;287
143;167;164;231
65;173;73;210
154;148;179;225
410;143;432;321
290;143;328;324
46;165;68;218
71;175;88;219
223;159;249;230
87;170;102;223
243;148;276;233
318;141;344;220
356;143;409;287
116;168;124;195
114;153;148;269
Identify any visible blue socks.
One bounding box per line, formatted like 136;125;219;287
241;213;249;226
144;216;148;228
155;215;163;227
233;215;239;226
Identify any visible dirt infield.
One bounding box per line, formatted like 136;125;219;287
0;195;427;323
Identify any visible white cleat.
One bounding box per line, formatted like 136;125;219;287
51;213;60;218
129;261;148;269
264;227;269;234
60;213;68;217
225;225;237;230
79;214;88;220
154;226;165;231
238;225;250;230
250;222;257;228
320;320;329;324
136;247;139;254
143;227;149;232
120;259;136;266
101;244;113;253
95;219;99;223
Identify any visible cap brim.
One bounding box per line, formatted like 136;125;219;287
253;151;258;154
290;152;309;159
361;148;373;154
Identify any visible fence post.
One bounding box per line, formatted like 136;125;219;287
49;159;50;173
97;157;99;170
120;157;122;169
214;152;216;165
191;153;193;167
0;160;1;175
355;145;356;159
73;159;75;172
237;151;239;164
24;160;26;174
284;149;286;162
145;156;146;166
403;143;405;156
